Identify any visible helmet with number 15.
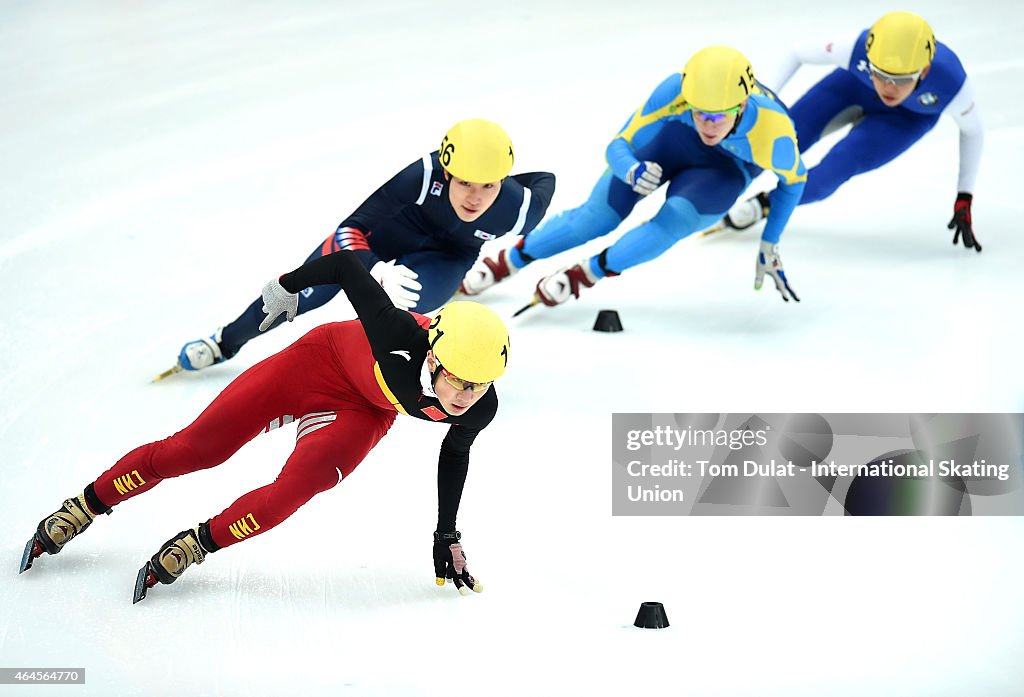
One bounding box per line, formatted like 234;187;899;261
681;46;756;113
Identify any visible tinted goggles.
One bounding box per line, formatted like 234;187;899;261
691;104;742;123
440;367;491;393
868;63;923;86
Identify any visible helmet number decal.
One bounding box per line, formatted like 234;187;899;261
501;345;508;367
737;64;755;96
440;136;455;167
428;313;443;350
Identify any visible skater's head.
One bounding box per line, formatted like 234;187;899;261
440;119;514;222
426;301;510;416
682;46;755;146
866;11;935;107
691;105;742;146
447;175;502;223
426;352;491;415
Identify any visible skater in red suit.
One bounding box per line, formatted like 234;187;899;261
20;250;510;603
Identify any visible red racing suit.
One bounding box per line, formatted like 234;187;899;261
90;251;497;550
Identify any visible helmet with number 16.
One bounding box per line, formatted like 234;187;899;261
439;119;515;184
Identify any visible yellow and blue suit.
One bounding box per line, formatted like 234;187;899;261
512;72;806;276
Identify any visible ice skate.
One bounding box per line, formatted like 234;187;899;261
178;328;225;371
133;525;215;603
460;238;526;296
154;328;226;381
535;260;601;307
20;492;104;573
724;192;770;230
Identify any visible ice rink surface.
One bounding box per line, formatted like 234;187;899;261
2;1;1023;695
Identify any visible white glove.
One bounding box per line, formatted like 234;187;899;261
370;260;422;310
625;161;663;196
754;241;800;302
259;279;299;331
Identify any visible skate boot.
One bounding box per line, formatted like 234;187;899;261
178;328;226;371
725;192;770;230
535;259;601;307
460;238;529;295
20;489;110;573
133;523;218;603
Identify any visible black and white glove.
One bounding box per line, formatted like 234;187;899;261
370;260;422;310
754;240;799;302
432;531;482;595
625;161;663;196
259;279;299;331
947;192;981;253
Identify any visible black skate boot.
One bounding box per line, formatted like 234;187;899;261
20;486;110;573
133;522;219;603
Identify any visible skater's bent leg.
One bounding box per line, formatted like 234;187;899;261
516;172;634;265
602;165;747;273
395;251;476;314
92;338;335;509
206;406;395;549
601;197;715;272
787;70;871;151
802;112;939;204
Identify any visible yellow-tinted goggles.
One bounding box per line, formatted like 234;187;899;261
440;367;491;393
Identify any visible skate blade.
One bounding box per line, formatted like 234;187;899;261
512;296;541;318
151;363;183;383
697;221;729;238
19;536;41;574
133;562;158;604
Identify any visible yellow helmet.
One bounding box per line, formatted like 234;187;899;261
681;46;756;112
439;119;514;183
867;12;936;74
428;301;510;383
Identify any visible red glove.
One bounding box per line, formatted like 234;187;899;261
947;192;982;253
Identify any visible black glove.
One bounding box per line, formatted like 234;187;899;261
432;531;482;595
947;192;982;253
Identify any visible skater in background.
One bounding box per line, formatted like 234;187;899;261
173;118;552;375
721;11;984;252
461;46;807;306
21;250;510;602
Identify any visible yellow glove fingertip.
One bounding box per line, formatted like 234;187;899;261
435;577;446;586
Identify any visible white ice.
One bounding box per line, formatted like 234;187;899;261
2;1;1023;695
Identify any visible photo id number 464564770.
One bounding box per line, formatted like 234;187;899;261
0;669;84;684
